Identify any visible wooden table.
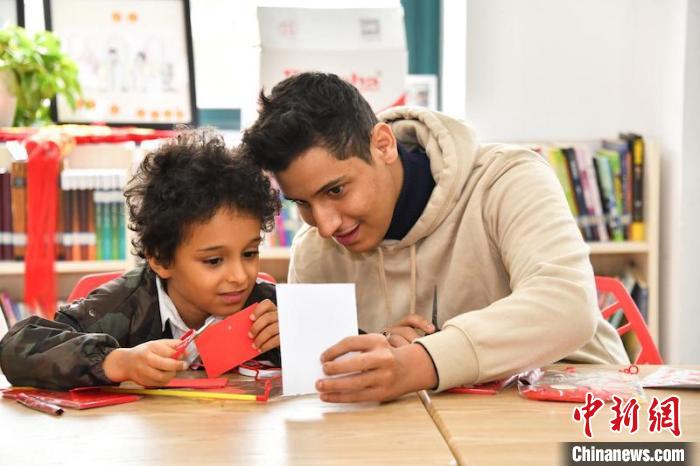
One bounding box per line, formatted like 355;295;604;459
0;374;454;466
3;366;698;465
424;366;700;466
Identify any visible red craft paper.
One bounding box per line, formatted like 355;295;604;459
2;387;140;409
196;304;261;377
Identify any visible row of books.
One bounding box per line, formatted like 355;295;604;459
605;264;650;326
0;291;33;333
1;163;299;261
0;165;128;261
532;134;645;242
263;199;304;248
1;162;28;259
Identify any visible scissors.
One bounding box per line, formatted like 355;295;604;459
431;285;439;330
172;319;216;360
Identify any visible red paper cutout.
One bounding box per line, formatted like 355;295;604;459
195;304;261;377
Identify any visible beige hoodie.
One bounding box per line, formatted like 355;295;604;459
288;107;629;391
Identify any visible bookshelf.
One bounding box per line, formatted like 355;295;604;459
545;140;661;348
0;142;139;302
0;142;296;302
0;250;291;303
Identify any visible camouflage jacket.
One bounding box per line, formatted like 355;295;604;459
0;265;279;390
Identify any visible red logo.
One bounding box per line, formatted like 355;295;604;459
610;395;640;433
573;392;605;438
648;395;681;437
573;393;682;438
279;70;381;92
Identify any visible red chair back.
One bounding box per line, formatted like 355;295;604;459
67;271;124;302
67;271;278;302
595;276;662;364
256;272;277;284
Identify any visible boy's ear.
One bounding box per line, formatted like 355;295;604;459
147;256;172;279
370;123;399;164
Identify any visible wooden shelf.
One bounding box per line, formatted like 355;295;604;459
0;260;128;275
260;247;292;260
588;241;649;255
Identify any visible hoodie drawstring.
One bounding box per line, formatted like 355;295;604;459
378;244;418;328
409;244;417;315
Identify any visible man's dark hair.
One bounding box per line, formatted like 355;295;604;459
241;72;378;172
124;128;280;266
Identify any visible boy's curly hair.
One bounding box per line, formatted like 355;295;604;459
124;128;280;266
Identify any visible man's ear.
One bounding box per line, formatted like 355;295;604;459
370;123;399;164
147;255;172;279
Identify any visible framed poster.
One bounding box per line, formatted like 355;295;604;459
44;0;197;128
405;74;438;111
0;0;24;27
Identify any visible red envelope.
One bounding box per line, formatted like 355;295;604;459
195;304;261;377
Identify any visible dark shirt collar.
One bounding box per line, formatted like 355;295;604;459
384;143;435;240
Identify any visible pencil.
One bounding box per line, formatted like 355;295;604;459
16;393;64;416
102;387;261;401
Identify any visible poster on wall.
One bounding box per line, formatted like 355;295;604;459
0;0;24;27
405;74;438;110
44;0;197;128
257;7;407;119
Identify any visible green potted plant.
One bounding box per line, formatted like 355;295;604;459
0;25;81;127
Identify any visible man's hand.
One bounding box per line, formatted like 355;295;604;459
103;339;187;387
248;299;279;353
383;314;436;348
315;334;438;403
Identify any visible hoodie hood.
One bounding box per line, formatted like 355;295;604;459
377;107;479;249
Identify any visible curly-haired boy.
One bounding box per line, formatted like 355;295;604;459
0;128;281;390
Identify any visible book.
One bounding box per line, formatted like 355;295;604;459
0;169;12;259
70;187;81;260
10;161;27;259
603;139;632;239
547;147;579;218
621;133;645;241
605;266;637;329
593;154;625;241
631;271;649;323
597;148;627;239
575;144;609;241
0;299;12;332
562;147;596;241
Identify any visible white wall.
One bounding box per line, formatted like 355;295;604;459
444;0;698;362
677;0;700;362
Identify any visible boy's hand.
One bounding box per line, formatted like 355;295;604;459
382;314;436;348
248;299;279;353
103;339;188;387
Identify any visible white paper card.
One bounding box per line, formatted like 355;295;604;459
277;283;358;396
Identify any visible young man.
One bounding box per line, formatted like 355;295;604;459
242;72;629;403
